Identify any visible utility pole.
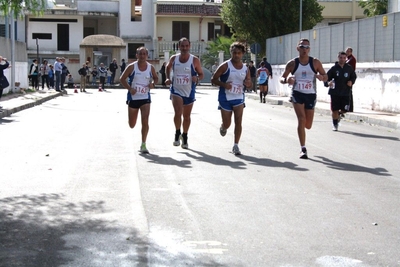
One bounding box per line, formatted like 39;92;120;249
299;0;303;33
10;9;15;92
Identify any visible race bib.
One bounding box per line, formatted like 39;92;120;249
175;74;191;85
296;80;313;90
133;82;149;94
230;82;244;94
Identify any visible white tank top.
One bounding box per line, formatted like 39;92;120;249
172;54;195;97
130;62;152;100
292;58;317;94
224;60;247;101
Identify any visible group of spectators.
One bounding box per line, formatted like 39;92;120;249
28;57;127;92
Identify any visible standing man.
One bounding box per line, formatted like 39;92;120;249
109;58;118;85
211;42;252;155
165;37;204;149
248;61;257;93
98;63;107;91
60;57;69;92
120;47;158;153
120;59;126;75
326;51;357;131
78;63;88;92
54;57;62;92
280;38;327;159
345;47;356;112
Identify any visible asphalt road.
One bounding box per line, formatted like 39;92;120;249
0;89;399;267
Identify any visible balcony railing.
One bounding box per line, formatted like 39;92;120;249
157;41;208;58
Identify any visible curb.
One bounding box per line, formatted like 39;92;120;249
245;94;399;130
0;92;62;119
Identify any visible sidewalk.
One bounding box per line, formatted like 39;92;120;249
0;89;62;119
245;92;400;130
1;86;400;130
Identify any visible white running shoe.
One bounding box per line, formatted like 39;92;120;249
232;144;241;155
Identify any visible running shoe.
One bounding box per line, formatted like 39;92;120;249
173;132;181;146
232;144;241;155
263;98;266;103
181;134;188;149
140;143;149;153
299;147;308;159
220;125;227;137
332;124;338;131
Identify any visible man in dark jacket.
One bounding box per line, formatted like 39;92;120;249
78;63;88;92
109;58;118;85
326;51;357;131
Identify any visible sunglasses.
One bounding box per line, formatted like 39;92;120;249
299;45;310;49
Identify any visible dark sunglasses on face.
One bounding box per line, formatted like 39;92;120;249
299;45;310;49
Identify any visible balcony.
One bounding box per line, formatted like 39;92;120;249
157;41;208;58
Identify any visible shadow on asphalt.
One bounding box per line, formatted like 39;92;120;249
139;153;192;168
309;156;391;176
179;149;247;170
0;194;230;267
177;149;308;171
338;130;400;141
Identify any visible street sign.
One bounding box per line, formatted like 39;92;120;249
250;43;261;54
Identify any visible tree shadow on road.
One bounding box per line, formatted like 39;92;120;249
310;156;391;176
139;153;192;168
338;130;400;141
178;149;247;169
0;193;230;267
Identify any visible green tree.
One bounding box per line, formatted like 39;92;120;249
201;35;236;69
1;0;46;18
221;0;324;52
358;0;388;16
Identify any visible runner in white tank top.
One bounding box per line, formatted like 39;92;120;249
120;47;158;154
280;38;327;159
165;38;204;149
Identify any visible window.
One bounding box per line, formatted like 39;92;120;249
208;23;215;41
57;24;69;51
32;33;52;39
128;43;145;59
172;21;189;41
131;0;142;22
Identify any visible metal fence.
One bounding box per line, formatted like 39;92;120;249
267;11;400;64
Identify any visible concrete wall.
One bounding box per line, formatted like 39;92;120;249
269;62;400;113
1;37;30;93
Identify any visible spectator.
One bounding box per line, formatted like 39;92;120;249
78;63;87;92
85;61;91;84
48;64;55;89
159;62;166;87
29;59;39;90
60;57;69;92
67;74;74;88
91;66;98;86
54;57;62;92
109;58;118;85
98;63;107;90
0;55;11;109
248;61;257;93
107;68;112;86
120;59;126;74
346;47;356;112
40;60;50;90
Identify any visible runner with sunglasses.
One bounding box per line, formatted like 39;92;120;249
280;38;327;159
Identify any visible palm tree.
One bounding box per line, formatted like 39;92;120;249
201;35;236;70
